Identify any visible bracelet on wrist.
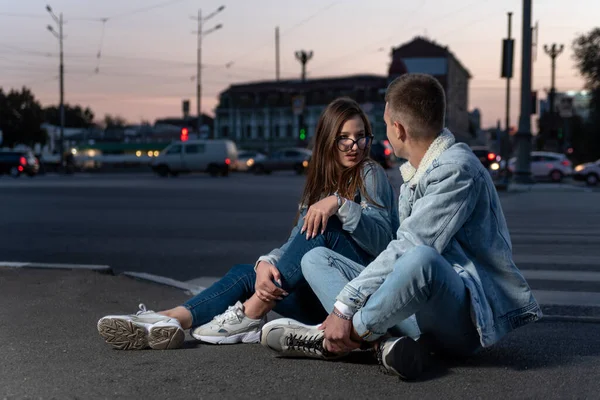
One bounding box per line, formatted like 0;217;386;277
332;309;352;321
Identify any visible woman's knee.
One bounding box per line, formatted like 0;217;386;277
227;263;256;278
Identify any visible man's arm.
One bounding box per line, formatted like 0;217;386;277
335;163;481;313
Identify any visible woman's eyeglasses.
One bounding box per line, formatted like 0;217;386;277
336;136;373;152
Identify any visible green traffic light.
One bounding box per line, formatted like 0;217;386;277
300;128;306;140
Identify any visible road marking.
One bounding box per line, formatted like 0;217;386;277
523;269;600;282
533;289;600;307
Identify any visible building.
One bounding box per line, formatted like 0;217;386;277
389;37;472;141
214;75;388;149
214;36;473;148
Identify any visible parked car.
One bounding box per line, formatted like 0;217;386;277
573;159;600;186
369;140;395;169
0;150;40;178
470;146;500;169
250;148;311;175
235;150;267;172
150;139;238;177
508;151;573;182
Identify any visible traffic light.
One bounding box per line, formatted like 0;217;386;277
299;127;306;141
181;127;189;142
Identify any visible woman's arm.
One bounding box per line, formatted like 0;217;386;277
337;162;398;256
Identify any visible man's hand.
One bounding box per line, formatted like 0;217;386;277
255;261;288;302
319;309;361;354
301;195;340;239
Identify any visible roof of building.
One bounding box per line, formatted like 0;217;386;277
391;36;472;78
220;74;388;95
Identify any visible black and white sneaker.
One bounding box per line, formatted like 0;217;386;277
260;318;341;360
376;336;429;381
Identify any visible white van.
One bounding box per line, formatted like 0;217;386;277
150;139;238;177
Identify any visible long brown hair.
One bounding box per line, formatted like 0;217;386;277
296;97;378;221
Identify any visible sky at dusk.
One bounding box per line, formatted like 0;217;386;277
0;0;596;128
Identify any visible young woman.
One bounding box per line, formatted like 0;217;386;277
97;97;400;350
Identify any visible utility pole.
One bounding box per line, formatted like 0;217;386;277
275;26;280;81
191;6;224;138
500;12;514;188
513;0;534;183
294;50;313;146
543;43;564;150
46;5;65;168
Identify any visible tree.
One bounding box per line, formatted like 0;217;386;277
44;104;95;128
103;114;127;128
573;28;600;161
0;87;46;147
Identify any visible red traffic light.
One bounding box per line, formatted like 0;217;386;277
181;127;189;141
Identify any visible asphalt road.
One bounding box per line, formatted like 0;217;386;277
2;267;600;400
1;171;600;313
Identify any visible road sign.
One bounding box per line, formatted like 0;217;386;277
292;96;305;116
558;96;573;118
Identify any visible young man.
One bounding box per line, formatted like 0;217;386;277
260;73;542;380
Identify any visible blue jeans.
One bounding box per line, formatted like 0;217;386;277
301;245;481;356
183;217;372;329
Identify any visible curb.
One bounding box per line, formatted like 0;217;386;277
121;271;205;295
539;314;600;324
0;261;111;272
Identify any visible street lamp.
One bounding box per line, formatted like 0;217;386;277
46;4;65;167
192;6;225;138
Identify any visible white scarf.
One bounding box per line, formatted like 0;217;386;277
399;128;456;187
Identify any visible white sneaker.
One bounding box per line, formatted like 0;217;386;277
260;318;339;359
97;304;185;350
191;301;265;344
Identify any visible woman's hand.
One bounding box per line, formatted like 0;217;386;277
301;195;341;239
255;261;288;302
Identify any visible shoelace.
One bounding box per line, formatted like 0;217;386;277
285;333;325;355
213;306;243;326
136;303;150;315
374;344;391;375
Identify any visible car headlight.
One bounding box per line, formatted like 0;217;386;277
575;165;584;172
490;162;500;171
246;159;254;167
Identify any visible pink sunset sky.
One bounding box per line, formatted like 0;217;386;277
0;0;595;128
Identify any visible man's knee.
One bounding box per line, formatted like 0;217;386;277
301;247;333;280
392;245;441;281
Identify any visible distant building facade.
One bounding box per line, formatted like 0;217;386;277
214;36;472;148
214;75;388;149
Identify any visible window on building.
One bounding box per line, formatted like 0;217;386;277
287;124;293;138
257;126;264;138
221;126;229;138
245;125;252;139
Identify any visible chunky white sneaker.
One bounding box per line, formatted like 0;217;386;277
97;304;185;350
376;336;429;380
191;301;265;344
260;318;340;359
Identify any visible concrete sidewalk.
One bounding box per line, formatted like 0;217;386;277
2;267;600;399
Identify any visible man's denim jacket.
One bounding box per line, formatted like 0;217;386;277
257;161;399;267
337;130;542;347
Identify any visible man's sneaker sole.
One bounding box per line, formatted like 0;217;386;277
98;318;184;350
383;337;426;381
194;330;261;345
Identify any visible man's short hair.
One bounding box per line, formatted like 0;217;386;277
385;73;446;140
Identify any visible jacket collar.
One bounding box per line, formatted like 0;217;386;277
399;128;456;187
